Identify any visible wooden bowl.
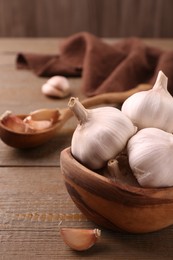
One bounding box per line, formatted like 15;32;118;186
60;147;173;234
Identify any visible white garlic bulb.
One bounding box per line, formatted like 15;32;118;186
127;127;173;188
69;97;137;170
42;76;71;98
121;71;173;133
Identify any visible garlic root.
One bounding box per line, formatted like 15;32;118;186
60;228;101;251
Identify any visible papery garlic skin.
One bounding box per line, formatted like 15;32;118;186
127;127;173;188
69;97;137;170
121;71;173;133
42;76;71;98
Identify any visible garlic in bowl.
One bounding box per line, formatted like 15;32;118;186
127;127;173;188
60;70;173;233
68;97;137;169
60;147;173;233
121;71;173;132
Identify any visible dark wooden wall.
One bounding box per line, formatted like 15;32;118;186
0;0;172;38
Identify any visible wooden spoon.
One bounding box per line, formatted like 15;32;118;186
0;84;151;148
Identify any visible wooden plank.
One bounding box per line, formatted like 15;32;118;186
0;167;172;259
0;132;73;166
0;0;173;37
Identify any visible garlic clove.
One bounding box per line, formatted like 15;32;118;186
121;71;173;133
127;127;173;188
68;97;137;170
60;228;101;251
0;111;33;133
42;76;71;98
28;108;60;124
0;108;60;134
23;116;53;131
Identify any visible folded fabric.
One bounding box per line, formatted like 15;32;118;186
16;32;173;96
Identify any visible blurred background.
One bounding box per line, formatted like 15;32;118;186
0;0;172;38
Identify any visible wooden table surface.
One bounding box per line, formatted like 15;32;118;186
0;38;173;260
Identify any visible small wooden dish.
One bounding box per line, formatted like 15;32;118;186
60;147;173;234
0;115;58;148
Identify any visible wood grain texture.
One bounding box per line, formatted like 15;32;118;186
0;38;173;259
61;147;173;233
0;167;173;259
0;0;173;37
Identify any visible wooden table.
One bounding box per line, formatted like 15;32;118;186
0;38;173;260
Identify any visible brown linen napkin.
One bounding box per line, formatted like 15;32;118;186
16;32;173;96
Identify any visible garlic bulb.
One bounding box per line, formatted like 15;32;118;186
127;127;173;188
69;97;137;169
121;71;173;133
42;76;71;98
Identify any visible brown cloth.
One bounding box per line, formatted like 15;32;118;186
16;32;173;96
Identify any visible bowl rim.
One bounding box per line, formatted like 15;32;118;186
61;147;173;201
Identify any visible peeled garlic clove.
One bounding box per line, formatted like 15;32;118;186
127;127;173;188
60;228;101;251
0;111;32;133
121;71;173;133
42;76;71;98
23;116;53;131
69;97;137;170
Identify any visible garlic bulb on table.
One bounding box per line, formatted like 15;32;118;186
42;76;71;98
127;127;173;188
121;71;173;133
68;97;137;170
